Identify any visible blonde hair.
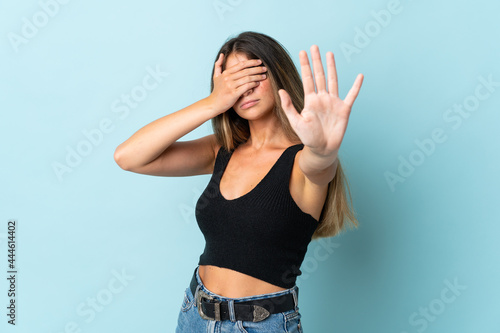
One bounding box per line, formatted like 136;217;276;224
210;31;358;240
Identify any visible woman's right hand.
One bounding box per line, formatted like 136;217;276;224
207;53;268;115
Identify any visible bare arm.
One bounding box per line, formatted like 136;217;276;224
113;97;219;175
113;54;267;177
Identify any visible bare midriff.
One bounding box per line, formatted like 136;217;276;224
198;265;287;298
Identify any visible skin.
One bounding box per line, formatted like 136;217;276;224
199;47;364;298
280;46;364;183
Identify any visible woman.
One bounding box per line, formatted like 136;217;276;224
114;31;363;332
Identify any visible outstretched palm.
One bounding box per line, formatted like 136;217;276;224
279;45;364;157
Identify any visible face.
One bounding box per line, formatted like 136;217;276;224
224;52;276;120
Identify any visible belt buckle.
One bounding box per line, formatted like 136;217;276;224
252;304;271;322
195;287;271;322
196;288;222;321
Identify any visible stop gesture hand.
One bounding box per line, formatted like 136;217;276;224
279;45;364;158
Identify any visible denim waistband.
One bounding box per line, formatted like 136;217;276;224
192;265;299;306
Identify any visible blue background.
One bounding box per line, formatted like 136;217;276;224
1;0;499;332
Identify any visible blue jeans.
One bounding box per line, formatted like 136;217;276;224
175;266;304;332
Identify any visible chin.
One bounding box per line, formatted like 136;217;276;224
235;105;274;119
235;106;274;120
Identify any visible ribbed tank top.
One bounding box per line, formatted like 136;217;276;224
195;143;320;289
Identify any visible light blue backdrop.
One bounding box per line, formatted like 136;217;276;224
1;0;499;332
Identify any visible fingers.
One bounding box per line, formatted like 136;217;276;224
310;45;327;93
225;58;262;75
214;53;223;77
233;72;267;89
231;65;267;81
235;80;261;97
223;58;266;92
344;74;364;107
300;50;315;95
326;52;339;97
279;89;300;126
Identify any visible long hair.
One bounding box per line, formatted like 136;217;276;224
209;31;358;240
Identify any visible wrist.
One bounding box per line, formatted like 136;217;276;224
202;95;222;118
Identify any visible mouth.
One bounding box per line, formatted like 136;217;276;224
240;99;259;109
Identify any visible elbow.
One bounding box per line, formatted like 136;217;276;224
114;146;132;171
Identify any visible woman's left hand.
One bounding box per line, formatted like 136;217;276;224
279;45;364;157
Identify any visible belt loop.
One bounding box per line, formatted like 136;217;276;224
228;299;236;322
194;285;200;307
291;287;299;311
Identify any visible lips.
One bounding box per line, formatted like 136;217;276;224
240;99;259;109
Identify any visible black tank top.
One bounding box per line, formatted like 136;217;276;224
195;143;320;289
